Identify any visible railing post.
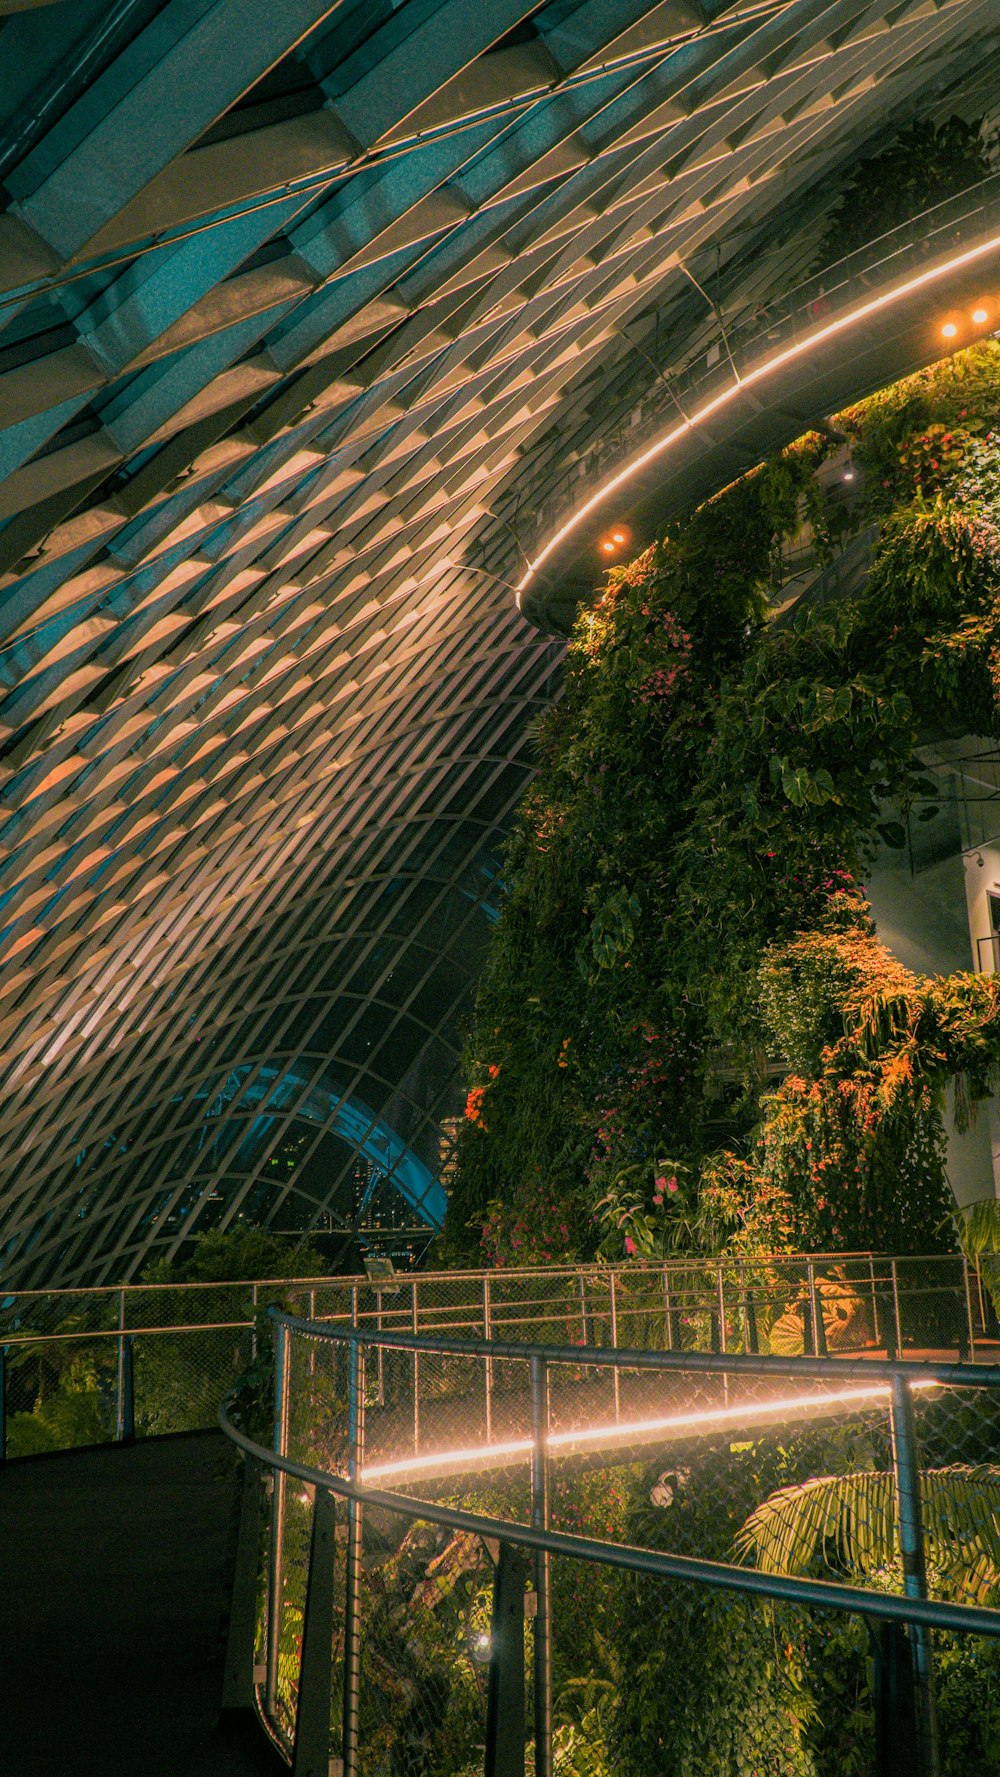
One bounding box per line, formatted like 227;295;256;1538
223;1454;265;1711
709;1262;722;1354
484;1543;528;1777
251;1282;259;1364
962;1257;977;1362
608;1271;620;1421
873;1260;898;1360
0;1344;7;1464
891;1259;904;1360
807;1261;827;1357
266;1319;291;1721
715;1265;730;1405
411;1279;420;1454
115;1288;127;1439
483;1275;494;1442
890;1375;939;1777
872;1617;918;1775
738;1261;759;1354
293;1486;338;1777
116;1335;135;1442
662;1266;674;1351
529;1354;552;1777
343;1337;366;1777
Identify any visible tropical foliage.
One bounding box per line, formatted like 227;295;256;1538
812;114;994;267
737;1465;1000;1605
616;1407;1000;1777
448;340;1000;1267
4;1227;326;1456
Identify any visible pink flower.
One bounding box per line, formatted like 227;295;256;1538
624;1236;637;1256
655;1174;667;1189
652;1193;664;1206
667;1176;679;1193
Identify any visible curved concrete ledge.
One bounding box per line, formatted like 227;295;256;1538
519;225;1000;634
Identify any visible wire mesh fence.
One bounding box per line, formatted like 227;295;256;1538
5;1252;996;1463
230;1306;1000;1777
9;1255;1000;1768
0;1274;318;1457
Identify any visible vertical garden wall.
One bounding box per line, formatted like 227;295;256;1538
448;341;1000;1270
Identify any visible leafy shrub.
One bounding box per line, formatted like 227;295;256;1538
453;342;1000;1265
813;116;993;268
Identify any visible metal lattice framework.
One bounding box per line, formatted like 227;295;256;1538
0;0;998;1288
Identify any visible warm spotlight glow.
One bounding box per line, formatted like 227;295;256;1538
972;307;989;324
942;321;959;338
516;228;1000;596
610;529;627;544
600;540;616;554
361;1378;937;1484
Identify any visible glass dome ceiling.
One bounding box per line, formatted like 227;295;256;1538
0;0;998;1286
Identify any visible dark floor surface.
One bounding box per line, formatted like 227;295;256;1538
0;1430;282;1776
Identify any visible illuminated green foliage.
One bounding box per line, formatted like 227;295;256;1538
450;342;1000;1265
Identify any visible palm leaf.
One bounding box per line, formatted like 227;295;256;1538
736;1466;1000;1604
957;1197;1000;1255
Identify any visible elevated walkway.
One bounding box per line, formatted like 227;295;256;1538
0;1431;280;1777
3;1254;999;1774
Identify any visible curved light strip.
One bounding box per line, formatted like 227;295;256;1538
362;1376;937;1484
516;230;1000;595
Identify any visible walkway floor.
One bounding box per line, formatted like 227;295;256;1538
0;1430;282;1777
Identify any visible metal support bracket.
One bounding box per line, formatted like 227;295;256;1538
293;1487;338;1777
484;1542;529;1777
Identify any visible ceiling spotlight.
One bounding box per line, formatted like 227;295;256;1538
600;539;616;554
972;307;989;325
942;321;959;339
610;528;627;544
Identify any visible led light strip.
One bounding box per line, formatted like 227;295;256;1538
361;1376;937;1484
516;229;1000;595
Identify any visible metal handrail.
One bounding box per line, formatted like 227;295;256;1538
270;1303;1000;1386
219;1389;1000;1636
223;1308;1000;1777
522;167;1000;568
2;1318;255;1346
0;1247;890;1299
4;1250;996;1474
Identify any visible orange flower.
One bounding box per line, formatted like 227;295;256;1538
465;1085;487;1123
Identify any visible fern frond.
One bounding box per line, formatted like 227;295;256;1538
736;1465;1000;1602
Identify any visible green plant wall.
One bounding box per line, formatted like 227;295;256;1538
448;341;1000;1267
811;114;994;269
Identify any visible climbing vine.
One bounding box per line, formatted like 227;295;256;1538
447;341;1000;1266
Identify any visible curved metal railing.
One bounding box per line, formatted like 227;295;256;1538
519;168;1000;583
4;1248;996;1460
220;1306;1000;1777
